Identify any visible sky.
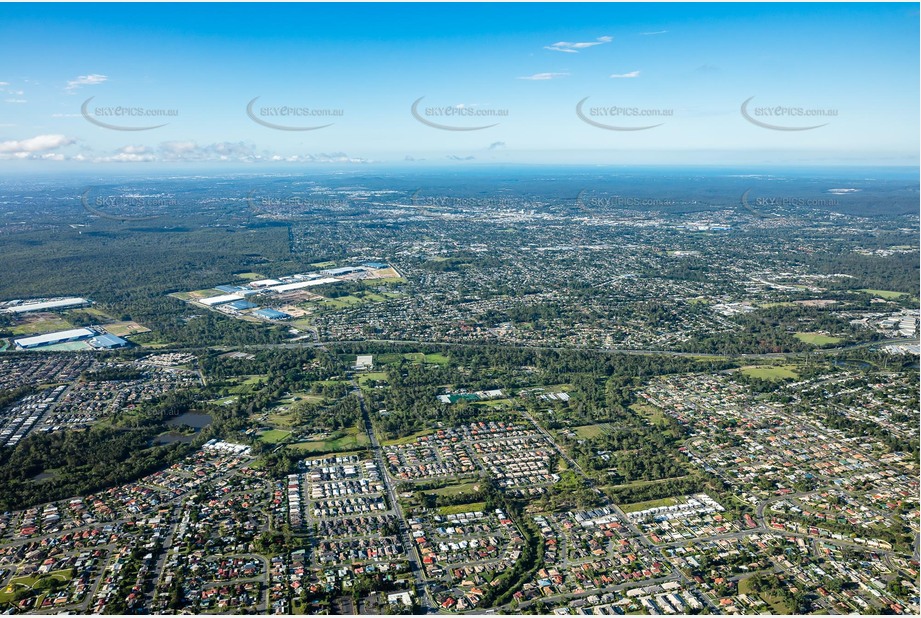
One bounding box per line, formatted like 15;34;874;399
0;2;918;170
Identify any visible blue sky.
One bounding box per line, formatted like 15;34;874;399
0;2;918;169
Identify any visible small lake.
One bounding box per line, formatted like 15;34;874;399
165;412;213;429
153;432;194;445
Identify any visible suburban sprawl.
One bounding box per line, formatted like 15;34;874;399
0;169;917;614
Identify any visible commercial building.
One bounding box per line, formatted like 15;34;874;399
267;278;338;293
215;285;246;294
14;328;96;349
89;333;130;349
199;294;243;306
253;308;291;320
1;297;90;314
322;266;362;276
228;300;258;311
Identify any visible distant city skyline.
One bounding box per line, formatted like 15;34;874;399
1;2;918;169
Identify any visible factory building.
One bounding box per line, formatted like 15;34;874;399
1;297;90;314
88;333;130;349
14;328;96;349
253;308;291;320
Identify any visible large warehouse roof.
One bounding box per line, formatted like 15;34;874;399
268;277;339;293
1;297;90;314
199;294;243;306
14;327;95;348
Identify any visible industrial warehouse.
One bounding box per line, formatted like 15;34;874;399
0;296;90;314
176;262;400;324
13;327;130;351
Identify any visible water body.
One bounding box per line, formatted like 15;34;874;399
154;412;213;446
153;432;194;445
165;412;213;429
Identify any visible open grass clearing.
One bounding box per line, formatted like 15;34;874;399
437;501;487;516
619;496;681;513
794;332;842;346
403;352;450;365
104;321;151;337
288;425;369;454
424;481;484;498
856;288;907;300
739;365;799;381
257;429;292;444
9;315;73;336
381;428;433;446
630;403;669;427
572;424;608;439
234;272;265;280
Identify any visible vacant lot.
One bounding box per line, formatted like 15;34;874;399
794;332;842;346
572;424;607;439
740;365;799;381
856;288;907;300
620;496;680;513
437;501;487;516
288;426;370;454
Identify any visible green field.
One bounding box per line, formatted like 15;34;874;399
740;365;799;381
9;316;73;335
403;352;450;365
424;481;484;498
738;576;793;614
227;375;267;393
794;332;842;346
630;403;669;427
572;424;607;439
234;272;265;280
288;426;369;454
364;276;405;285
619;496;681;513
437;501;487;516
357;371;389;387
319;295;365;309
0;569;73;604
258;429;292;444
856;288;907;300
381;428;433;446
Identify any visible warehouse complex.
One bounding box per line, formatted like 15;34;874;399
182;262;399;324
0;297;90;314
14;328;130;351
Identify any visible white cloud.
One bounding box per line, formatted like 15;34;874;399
0;134;76;159
610;71;641;78
545;36;612;53
4;99;27;104
518;72;569;81
640;30;668;36
65;74;108;91
94;142;369;164
0;82;8;87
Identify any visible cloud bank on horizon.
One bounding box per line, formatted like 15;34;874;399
0;3;917;168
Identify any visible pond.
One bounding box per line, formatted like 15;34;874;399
165;412;213;429
153;432;195;445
